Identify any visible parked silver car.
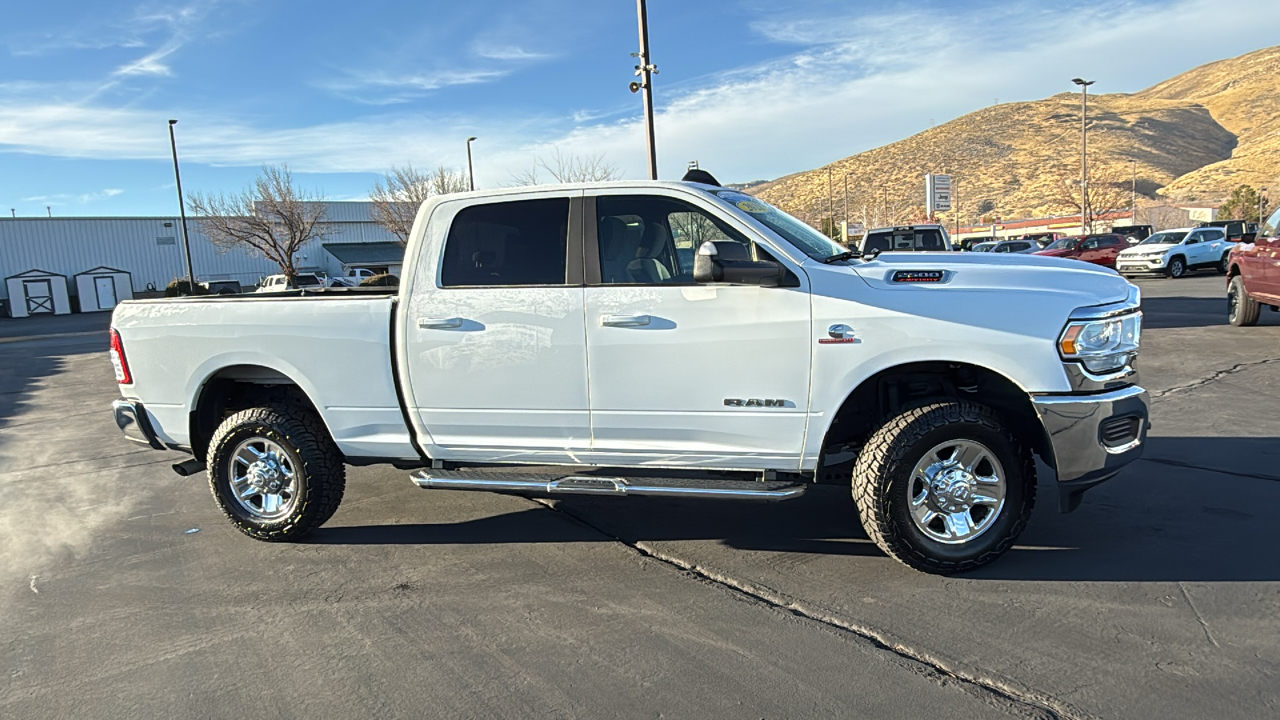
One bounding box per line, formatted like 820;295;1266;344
971;240;1037;254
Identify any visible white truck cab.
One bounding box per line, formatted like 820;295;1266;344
110;180;1148;574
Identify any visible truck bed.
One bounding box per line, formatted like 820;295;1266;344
112;293;416;459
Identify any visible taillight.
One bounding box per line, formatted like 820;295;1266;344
109;328;132;384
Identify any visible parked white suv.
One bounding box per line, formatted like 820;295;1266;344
1115;227;1234;278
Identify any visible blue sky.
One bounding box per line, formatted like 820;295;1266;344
2;0;1278;217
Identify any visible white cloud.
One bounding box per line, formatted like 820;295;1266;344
471;43;551;62
1;0;1278;190
113;41;181;77
22;188;126;205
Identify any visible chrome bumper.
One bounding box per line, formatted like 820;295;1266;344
112;399;165;450
1032;385;1149;512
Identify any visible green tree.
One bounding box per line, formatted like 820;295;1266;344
1217;185;1262;222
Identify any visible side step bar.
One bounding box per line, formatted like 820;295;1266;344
412;469;807;501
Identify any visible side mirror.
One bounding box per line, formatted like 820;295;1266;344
693;241;793;287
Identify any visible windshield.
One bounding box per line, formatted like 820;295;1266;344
1044;237;1079;250
971;242;996;252
1140;231;1187;245
713;190;848;261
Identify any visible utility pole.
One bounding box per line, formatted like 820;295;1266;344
1130;160;1137;222
168;119;196;292
827;168;833;237
632;0;659;180
1260;187;1268;225
466;136;477;191
1072;78;1095;233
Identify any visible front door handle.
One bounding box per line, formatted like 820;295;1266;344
601;314;651;327
418;317;463;329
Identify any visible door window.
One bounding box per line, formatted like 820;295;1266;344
441;198;570;287
1080;239;1099;249
1202;229;1225;241
595;195;763;284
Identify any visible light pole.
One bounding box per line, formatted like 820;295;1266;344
1072;78;1094;233
827;167;833;237
466;136;477;191
167;120;195;292
1259;187;1268;225
631;0;658;180
843;173;849;243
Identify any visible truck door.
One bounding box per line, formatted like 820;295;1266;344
581;190;812;469
400;192;591;462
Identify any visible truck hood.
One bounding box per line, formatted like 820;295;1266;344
812;251;1133;310
1118;243;1175;255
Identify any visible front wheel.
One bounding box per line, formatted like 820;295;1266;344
852;402;1035;574
1217;253;1230;275
1166;256;1187;278
1228;275;1261;326
207;402;346;541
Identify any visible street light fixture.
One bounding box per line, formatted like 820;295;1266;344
167;119;196;293
1072;78;1094;232
465;137;477;191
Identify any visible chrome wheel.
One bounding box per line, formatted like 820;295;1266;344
1168;258;1185;278
908;439;1006;545
228;437;299;520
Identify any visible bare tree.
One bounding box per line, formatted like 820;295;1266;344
427;165;470;195
188;165;333;281
511;149;622;185
369;165;433;245
1051;164;1133;233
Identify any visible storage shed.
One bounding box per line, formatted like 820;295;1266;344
5;269;72;317
74;266;134;312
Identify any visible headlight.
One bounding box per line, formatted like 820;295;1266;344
1059;312;1141;374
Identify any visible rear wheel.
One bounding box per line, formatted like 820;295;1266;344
1228;275;1261;327
1166;256;1187;278
852;401;1035;574
207;403;345;541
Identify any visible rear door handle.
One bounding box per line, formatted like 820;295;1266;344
418;317;463;329
601;314;651;327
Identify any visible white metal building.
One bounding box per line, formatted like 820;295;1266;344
0;203;401;312
73;266;134;312
5;269;72;317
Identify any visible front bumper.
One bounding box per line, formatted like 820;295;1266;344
1032;385;1149;512
1116;256;1166;273
112;399;165;450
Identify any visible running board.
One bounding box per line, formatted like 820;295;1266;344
412;468;807;501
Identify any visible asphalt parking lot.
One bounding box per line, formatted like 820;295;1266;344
2;273;1277;719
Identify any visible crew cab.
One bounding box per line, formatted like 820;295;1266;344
109;180;1149;574
1115;226;1233;278
1227;208;1280;326
1033;233;1127;268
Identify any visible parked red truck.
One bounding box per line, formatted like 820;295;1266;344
1227;209;1280;326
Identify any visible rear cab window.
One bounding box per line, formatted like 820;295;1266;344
441;198;571;287
864;227;947;252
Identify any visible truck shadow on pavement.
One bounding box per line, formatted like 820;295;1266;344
315;435;1279;582
1139;295;1236;329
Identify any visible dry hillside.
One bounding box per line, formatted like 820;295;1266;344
755;45;1280;225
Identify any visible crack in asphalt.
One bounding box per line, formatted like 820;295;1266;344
533;497;1089;720
1139;456;1280;483
1150;357;1280;398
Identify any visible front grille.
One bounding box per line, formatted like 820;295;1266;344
1100;416;1141;448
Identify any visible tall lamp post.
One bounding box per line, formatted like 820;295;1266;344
1072;78;1095;233
1130;159;1137;222
167;119;195;293
466;136;477;191
631;0;658;180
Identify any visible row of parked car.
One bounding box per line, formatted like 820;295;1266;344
857;220;1259;280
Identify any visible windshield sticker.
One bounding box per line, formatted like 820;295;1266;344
736;199;770;214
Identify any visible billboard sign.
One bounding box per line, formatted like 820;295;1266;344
925;173;952;214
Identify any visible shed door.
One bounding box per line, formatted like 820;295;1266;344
24;280;54;314
94;276;118;309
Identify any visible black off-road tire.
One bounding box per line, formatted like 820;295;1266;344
1166;256;1187;278
207;403;346;541
1217;253;1230;275
1228;275;1261;327
851;401;1035;574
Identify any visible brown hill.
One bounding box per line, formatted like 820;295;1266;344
755;46;1280;226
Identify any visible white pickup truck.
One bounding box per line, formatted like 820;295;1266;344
110;180;1148;574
